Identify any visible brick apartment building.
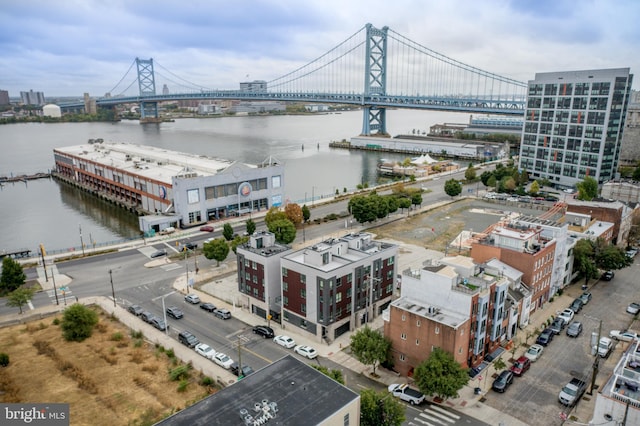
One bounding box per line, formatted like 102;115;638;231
471;222;556;313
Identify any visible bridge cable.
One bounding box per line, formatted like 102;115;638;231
107;59;137;96
154;60;212;91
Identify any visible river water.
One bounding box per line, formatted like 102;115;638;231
0;109;469;253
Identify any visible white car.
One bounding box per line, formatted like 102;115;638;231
273;335;296;349
609;330;638;342
184;293;200;304
525;344;544;362
627;303;640;315
558;308;575;324
213;352;234;369
294;345;318;359
195;343;216;360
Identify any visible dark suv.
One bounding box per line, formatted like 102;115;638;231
178;331;199;348
166;306;184;319
252;325;275;338
128;304;144;316
231;363;254;378
570;298;583;313
549;318;565;335
536;328;554;346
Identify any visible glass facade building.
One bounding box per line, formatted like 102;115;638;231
518;68;633;188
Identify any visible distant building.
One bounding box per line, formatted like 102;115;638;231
518;68;633;189
20;89;45;106
162;84;169;95
565;198;635;247
156;355;360;426
0;90;9;105
197;104;221;115
240;80;267;93
602;180;640;204
228;101;285;114
463;115;523;137
280;233;398;342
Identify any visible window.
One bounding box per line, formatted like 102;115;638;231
301;289;306;299
187;189;199;204
336;293;342;303
416;320;421;327
282;267;288;277
344;414;349;426
272;175;281;188
399;354;405;362
435;326;440;335
416;339;419;346
401;314;406;321
301;304;306;314
300;275;306;284
283;282;288;291
387;256;395;265
401;333;407;340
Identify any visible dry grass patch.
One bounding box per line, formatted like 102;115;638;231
0;307;217;426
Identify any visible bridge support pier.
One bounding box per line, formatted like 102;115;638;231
361;24;389;136
136;58;160;122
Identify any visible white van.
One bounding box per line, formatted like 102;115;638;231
159;226;176;235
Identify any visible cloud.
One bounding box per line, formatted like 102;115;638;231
0;0;637;97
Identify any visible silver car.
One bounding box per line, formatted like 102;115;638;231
566;321;583;338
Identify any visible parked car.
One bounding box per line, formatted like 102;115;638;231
252;325;275;338
150;249;167;258
579;292;592;305
127;304;144;316
166;306;184;319
510;356;531;377
199;225;214;232
609;330;638;342
150;317;167;331
536;328;555;346
273;335;296;349
294;345;318;359
230;363;254;377
627;302;640;315
195;343;216;360
566;321;583;338
184;293;200;304
549;318;566;335
178;330;199;348
214;353;234;369
492;370;514;393
626;249;638;259
213;308;231;320
601;271;615;281
525;344;544;362
140;311;155;323
570;298;584;313
559;377;587;407
558;308;575;324
597;337;613;357
388;384;425;405
200;302;217;312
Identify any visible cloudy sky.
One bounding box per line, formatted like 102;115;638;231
1;0;638;97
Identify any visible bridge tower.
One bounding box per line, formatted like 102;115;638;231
361;24;389;137
136;58;160;122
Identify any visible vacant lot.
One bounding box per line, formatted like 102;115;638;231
0;307;216;426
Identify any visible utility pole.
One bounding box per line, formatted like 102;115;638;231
109;269;116;307
51;268;59;306
588;318;602;395
39;244;49;282
79;224;85;256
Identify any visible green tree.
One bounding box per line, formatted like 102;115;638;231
529;181;540;196
464;163;476;181
596;242;633;270
576;176;599;201
480;170;493;187
61;304;99;342
487;175;497;190
386;196;399;214
267;218;297;244
444;179;462;198
360;389;405;426
414;348;469;400
411;192;423;208
397;197;411;212
1;257;26;295
6;287;36;314
265;207;287;228
350;326;391;375
502;176;516;192
301;205;311;223
203;238;230;266
311;365;345;385
245;219;256;236
349;195;378;223
222;223;234;241
230;235;250;254
573;239;598;287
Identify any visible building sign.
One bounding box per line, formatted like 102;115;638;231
272;194;282;207
238;182;252;198
159;186;167;199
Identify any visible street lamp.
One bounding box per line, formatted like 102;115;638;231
152;291;176;336
108;269;116;307
584;314;603;395
79;224;85;256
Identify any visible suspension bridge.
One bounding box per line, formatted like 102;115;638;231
61;23;528;135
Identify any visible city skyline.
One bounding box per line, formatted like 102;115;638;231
1;0;639;97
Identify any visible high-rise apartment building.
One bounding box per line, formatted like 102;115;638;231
519;68;633;188
20;89;45;106
0;90;9;105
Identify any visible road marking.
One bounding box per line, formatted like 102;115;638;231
429;405;460;420
411;417;435;425
423;408;456;423
28;301;34;310
162;264;182;271
419;412;449;425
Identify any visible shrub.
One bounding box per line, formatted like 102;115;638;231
0;353;9;367
61;304;99;342
133;339;143;348
165;348;175;359
200;376;214;387
52;318;60;325
130;330;144;339
111;332;124;341
177;379;189;392
169;365;190;381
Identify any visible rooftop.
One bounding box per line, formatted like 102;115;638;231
157;355;359;426
390;296;469;329
601;340;640;409
54;140;276;185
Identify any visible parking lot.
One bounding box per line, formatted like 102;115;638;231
480;259;639;426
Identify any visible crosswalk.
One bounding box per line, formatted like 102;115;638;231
408;403;461;426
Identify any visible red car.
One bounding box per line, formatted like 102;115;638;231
199;225;214;232
510;356;531;376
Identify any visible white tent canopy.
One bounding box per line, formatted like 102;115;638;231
410;154;438;165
